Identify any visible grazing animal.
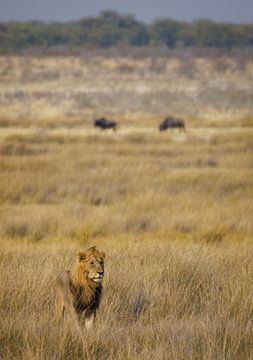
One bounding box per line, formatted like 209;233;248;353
159;116;185;131
94;117;118;131
55;246;105;329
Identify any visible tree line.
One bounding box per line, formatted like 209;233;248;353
0;10;253;51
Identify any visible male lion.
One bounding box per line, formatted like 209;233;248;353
55;246;105;329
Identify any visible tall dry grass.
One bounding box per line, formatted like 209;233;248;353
0;128;252;243
0;127;252;359
0;53;253;359
0;240;253;359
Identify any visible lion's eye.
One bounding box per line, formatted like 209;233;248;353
90;261;95;265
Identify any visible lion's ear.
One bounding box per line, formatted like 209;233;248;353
87;246;96;253
77;251;87;262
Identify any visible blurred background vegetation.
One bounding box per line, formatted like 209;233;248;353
0;10;253;52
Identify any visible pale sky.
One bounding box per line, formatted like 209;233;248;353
0;0;252;23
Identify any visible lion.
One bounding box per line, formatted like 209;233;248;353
55;246;105;329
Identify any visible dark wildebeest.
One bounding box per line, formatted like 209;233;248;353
94;118;118;131
159;116;185;132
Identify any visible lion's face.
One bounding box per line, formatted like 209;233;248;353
77;247;105;284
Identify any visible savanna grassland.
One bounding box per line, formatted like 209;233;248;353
0;51;253;359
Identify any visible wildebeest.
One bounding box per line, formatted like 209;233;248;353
94;118;118;131
159;116;185;131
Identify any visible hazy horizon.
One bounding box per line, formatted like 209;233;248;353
0;0;252;24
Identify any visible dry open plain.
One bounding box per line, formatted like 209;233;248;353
0;52;253;359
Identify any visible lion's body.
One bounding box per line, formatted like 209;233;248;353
55;247;105;329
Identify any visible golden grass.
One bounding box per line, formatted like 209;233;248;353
1;240;253;359
0;54;253;128
0;126;252;359
0;54;253;359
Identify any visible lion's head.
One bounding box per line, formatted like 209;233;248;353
75;246;105;285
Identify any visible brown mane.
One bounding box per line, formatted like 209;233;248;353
70;256;102;307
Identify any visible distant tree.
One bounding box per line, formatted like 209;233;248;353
177;23;196;47
0;23;8;50
150;19;182;47
234;25;253;47
0;12;252;51
192;20;236;48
